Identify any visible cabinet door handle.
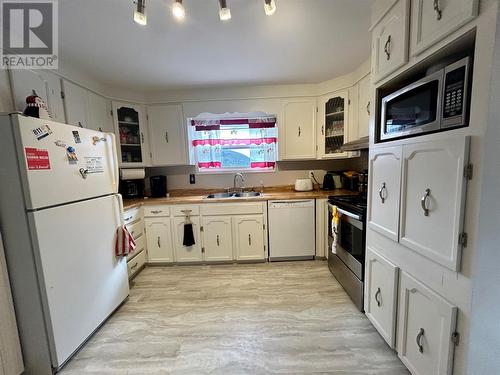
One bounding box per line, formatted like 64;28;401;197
130;262;138;270
379;182;387;203
248;234;252;246
366;101;371;116
421;188;431;216
384;35;391;60
216;235;220;246
321;125;324;135
375;287;381;307
165;131;169;143
416;328;425;353
157;236;161;248
433;0;442;20
298;126;301;137
150;210;163;214
141;132;144;144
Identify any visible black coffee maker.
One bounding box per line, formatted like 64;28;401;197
322;172;335;190
150;175;167;198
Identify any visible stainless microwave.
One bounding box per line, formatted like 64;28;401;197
380;56;471;141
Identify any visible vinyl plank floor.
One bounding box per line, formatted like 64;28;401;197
59;261;408;374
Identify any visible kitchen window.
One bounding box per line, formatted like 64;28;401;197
189;115;277;173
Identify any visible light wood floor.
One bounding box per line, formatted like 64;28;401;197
60;261;408;374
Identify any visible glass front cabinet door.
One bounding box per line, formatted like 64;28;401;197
112;102;150;167
317;91;351;159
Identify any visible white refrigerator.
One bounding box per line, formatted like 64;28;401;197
0;113;129;374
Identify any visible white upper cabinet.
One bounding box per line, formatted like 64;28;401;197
365;247;399;349
357;74;371;139
281;98;317;160
10;70;65;123
233;215;265;261
172;216;203;263
86;91;113;133
112;102;150;167
368;145;402;242
147;105;188;166
62;80;89;128
317;91;351;159
399;137;470;271
410;0;479;56
371;0;410;83
398;272;458;375
202;216;233;262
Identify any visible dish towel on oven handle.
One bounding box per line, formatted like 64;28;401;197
115;225;136;257
331;205;339;254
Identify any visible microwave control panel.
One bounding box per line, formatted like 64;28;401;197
443;66;466;119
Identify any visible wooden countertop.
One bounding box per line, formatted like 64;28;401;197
123;186;356;210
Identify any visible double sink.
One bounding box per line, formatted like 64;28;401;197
205;191;262;199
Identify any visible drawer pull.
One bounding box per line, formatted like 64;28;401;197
165;131;169;143
150;210;163;214
379;182;387;203
375;287;381;307
248;234;252;246
130;262;138;270
216;235;220;246
384;35;391;60
421;188;431;216
433;0;442;20
298;126;302;137
366;101;370;116
157;236;161;248
416;328;425;353
124;216;133;222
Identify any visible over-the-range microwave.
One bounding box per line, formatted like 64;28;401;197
379;56;471;141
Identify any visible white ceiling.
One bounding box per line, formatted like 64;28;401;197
59;0;373;91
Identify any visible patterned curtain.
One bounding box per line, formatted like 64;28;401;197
191;116;277;170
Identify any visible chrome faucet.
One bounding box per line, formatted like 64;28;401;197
233;173;244;191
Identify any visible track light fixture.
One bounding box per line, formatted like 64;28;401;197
219;0;231;21
172;0;185;20
133;0;147;25
264;0;276;16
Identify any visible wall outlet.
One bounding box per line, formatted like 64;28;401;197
189;174;196;184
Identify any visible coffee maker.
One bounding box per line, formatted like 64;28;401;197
119;179;145;199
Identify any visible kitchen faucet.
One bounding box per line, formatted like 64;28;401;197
233;173;244;192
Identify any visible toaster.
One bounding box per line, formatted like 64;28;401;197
294;178;313;191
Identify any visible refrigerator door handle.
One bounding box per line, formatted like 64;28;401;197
116;194;124;226
109;133;119;190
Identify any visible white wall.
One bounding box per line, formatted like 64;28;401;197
467;6;500;373
0;70;13;112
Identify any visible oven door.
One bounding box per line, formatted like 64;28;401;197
380;70;443;141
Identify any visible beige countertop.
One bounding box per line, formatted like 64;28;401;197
123;186;356;210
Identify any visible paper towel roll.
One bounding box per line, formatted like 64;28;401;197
120;168;145;180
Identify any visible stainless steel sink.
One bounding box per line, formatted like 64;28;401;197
234;191;262;198
205;191;262;199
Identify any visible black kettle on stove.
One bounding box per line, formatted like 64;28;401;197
322;173;335;190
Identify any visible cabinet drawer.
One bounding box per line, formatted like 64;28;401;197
127;249;146;278
200;202;264;216
127;234;145;261
123;207;141;225
144;205;170;217
364;247;399;349
126;220;144;240
410;0;479;56
398;272;457;375
171;205;199;217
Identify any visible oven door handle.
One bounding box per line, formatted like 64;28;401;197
335;207;362;221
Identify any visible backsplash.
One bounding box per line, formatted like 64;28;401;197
146;151;368;191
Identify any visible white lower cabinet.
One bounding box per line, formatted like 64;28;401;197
172;216;203;263
145;218;174;263
127;249;147;278
397;272;458;375
202;216;233;262
233;215;265;261
364;247;399;348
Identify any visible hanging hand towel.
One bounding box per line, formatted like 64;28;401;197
115;225;136;257
331;205;339;255
183;222;195;247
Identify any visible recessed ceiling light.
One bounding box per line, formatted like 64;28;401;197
133;0;147;25
219;0;231;21
172;0;185;20
264;0;276;16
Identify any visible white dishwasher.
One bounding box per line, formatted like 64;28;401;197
268;199;315;261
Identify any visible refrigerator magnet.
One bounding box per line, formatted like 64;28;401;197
25;147;51;170
66;146;78;164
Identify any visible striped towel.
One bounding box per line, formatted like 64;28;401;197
115;225;136;257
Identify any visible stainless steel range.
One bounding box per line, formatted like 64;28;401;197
327;195;367;311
